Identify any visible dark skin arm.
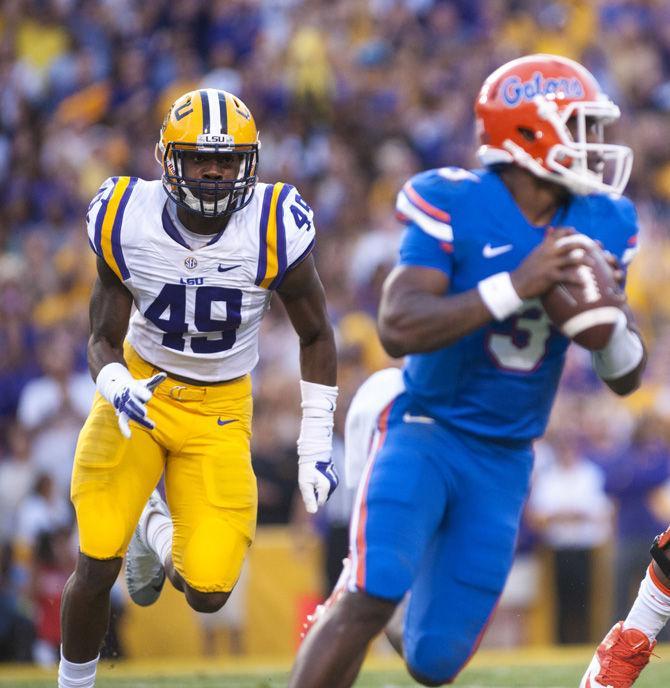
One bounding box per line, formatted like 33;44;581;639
277;255;336;386
378;227;583;357
598;303;646;396
87;256;133;380
597;252;647;396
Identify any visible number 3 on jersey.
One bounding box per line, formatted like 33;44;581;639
145;284;242;353
487;302;552;372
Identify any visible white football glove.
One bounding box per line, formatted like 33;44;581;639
96;362;166;438
297;380;339;514
298;460;340;515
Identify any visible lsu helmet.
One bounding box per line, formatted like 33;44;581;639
157;88;260;217
475;54;633;197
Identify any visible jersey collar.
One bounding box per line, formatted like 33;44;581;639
161;201;228;250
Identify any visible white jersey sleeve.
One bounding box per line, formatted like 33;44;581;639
85;175;140;282
253;183;315;290
283;185;316;270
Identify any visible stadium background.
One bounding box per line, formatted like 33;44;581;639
2;0;670;670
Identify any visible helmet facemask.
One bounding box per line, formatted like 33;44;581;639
500;96;633;197
159;138;259;218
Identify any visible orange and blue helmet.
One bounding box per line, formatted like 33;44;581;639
475;54;633;197
157;88;260;217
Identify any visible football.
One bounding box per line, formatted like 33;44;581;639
541;234;626;350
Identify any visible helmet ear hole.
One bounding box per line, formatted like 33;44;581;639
517;127;537;142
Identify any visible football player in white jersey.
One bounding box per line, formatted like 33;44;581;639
57;89;338;688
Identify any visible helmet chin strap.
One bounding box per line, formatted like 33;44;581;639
181;187;229;215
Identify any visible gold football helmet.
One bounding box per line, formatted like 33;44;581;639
157;88;260;217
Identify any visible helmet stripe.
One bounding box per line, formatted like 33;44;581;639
206;89;221;135
218;91;228;135
199;89;210;134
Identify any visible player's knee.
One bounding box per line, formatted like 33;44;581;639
74;554;122;596
179;517;247;592
77;503;129;561
405;634;464;686
184;588;230;614
339;590;397;632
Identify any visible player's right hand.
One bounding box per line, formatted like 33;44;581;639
510;227;588;299
112;373;167;438
96;362;166;438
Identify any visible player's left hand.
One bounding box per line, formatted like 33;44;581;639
298;459;339;514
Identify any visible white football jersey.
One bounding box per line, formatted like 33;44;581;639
86;176;315;382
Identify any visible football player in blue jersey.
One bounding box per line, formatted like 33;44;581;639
57;90;339;688
289;54;646;688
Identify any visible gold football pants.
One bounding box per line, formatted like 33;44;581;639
71;343;257;592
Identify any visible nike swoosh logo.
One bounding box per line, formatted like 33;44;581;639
483;243;513;258
217;418;238;426
218;264;240;272
402;413;435;424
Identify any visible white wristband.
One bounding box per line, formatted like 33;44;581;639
477;272;524;321
592;311;644;380
96;362;133;405
297;380;338;464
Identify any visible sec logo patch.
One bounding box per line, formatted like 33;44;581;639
184;256;198;270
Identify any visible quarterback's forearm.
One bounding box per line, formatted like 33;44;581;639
594;305;646;396
379;287;492;357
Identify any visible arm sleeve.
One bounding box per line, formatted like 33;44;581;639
395;174;456;277
283;185;316;269
610;196;640;267
85;177;118;257
398;223;454;277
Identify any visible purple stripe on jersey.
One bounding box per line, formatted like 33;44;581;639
271;237;315;290
93;176;118;256
254;185;274;286
289;237;315;271
111;177;137;280
161;203;191;249
267;184;292;290
205;227;225;246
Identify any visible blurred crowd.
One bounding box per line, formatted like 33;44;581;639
2;0;670;661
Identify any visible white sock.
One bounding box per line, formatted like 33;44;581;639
58;650;99;688
146;510;173;569
623;565;670;641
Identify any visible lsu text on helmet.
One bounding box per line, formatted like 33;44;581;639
157;88;260;217
475;54;633;197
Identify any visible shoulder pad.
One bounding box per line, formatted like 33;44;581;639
86;176;139;281
396;169;466;242
255;182;315;290
587;193;639;266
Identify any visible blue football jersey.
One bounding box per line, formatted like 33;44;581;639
394;167;639;442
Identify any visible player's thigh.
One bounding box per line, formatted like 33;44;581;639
71;393;166;560
403;441;533;684
350;417;449;602
166;392;256;593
